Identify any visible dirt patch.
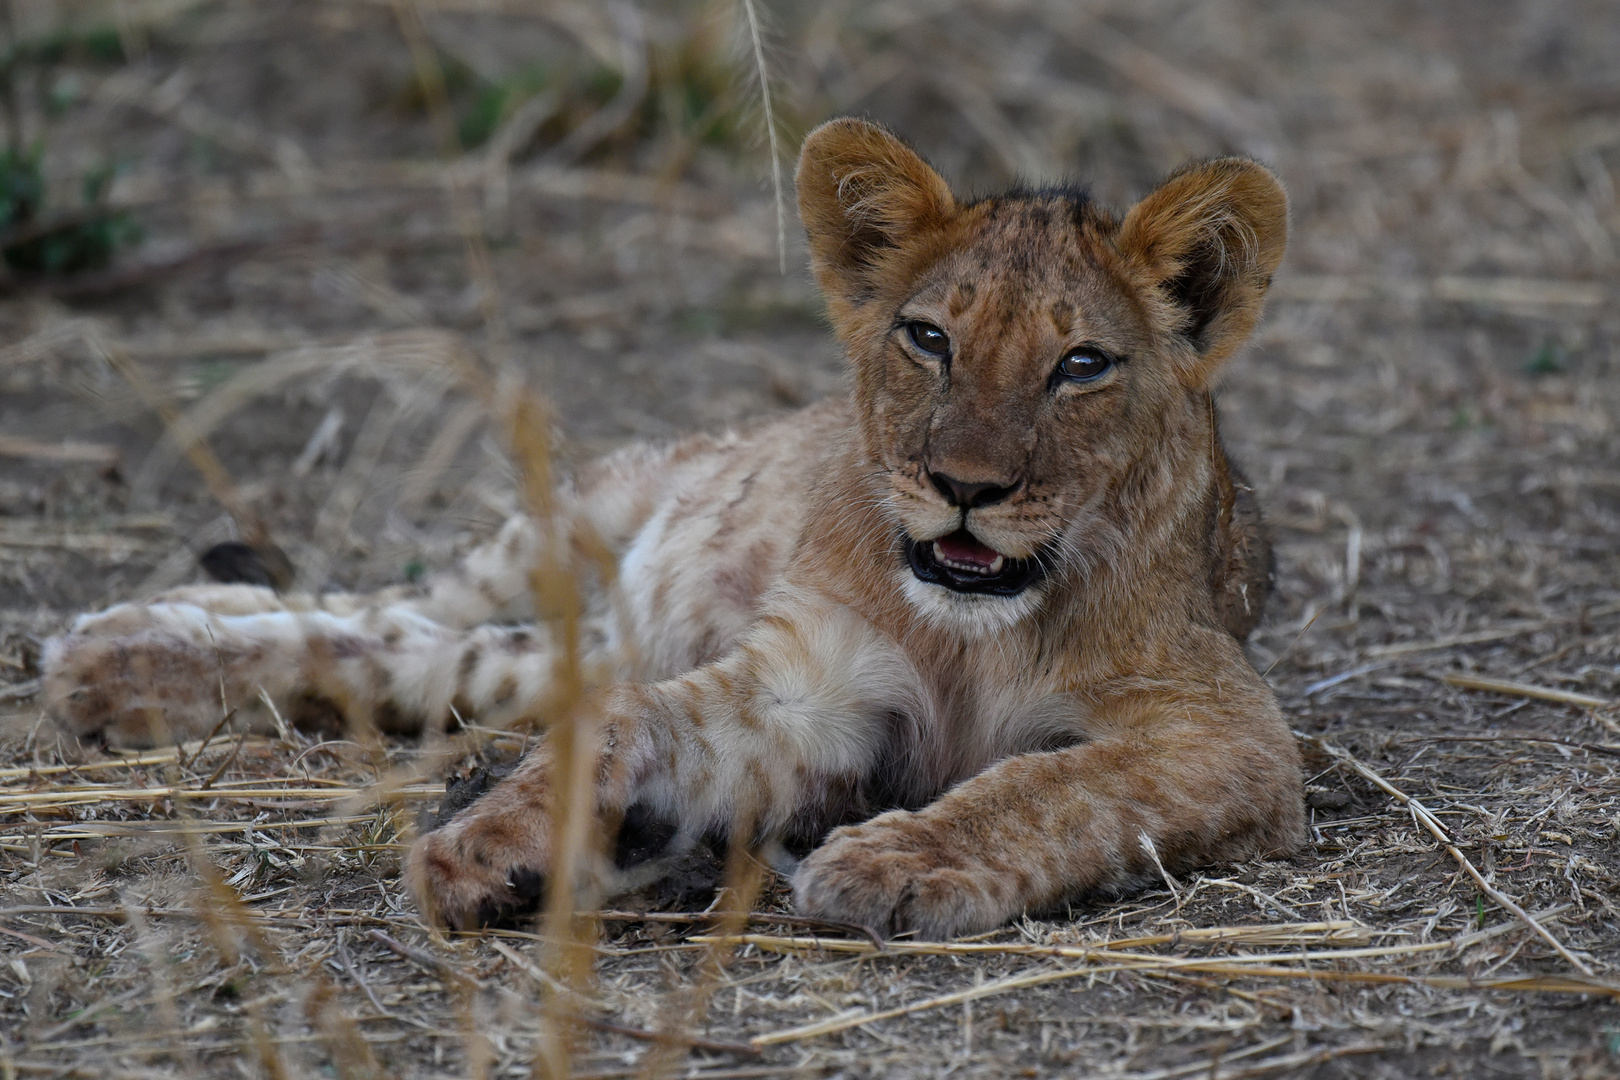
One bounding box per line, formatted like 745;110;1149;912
2;1;1619;1077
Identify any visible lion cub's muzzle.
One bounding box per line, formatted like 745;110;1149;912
902;529;1047;596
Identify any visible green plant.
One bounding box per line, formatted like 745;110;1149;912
402;52;624;154
1;25;126;71
451;65;554;149
0;145;44;229
0;24;139;275
0;150;139;275
393;13;767;162
1525;341;1570;376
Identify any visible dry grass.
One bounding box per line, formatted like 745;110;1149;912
2;0;1620;1076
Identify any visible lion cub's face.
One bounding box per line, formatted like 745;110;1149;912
796;120;1287;628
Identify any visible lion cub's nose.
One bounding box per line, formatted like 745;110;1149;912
928;471;1019;509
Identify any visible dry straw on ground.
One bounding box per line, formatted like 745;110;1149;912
2;0;1620;1077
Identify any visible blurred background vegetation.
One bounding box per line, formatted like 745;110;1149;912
1;2;1619;1078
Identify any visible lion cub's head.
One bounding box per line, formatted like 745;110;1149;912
796;118;1287;629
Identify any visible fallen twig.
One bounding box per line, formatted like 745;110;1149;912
0;739;270;780
366;929;463;981
0;782;443;812
1439;673;1612;711
698;903;1566;965
1300;731;1596;976
491;938;758;1055
594;909;885;950
747;952;1617;1049
0;436;120;466
1120;1040;1383;1080
12;813;384;840
1398;733;1620;758
0;679;40;704
1362;622;1547;658
1274;274;1611;307
692;920;1381;958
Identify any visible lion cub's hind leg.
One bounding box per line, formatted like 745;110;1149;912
40;429;705;748
43;597;570;747
41;514;559;747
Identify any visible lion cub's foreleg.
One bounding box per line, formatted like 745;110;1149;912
795;636;1304;938
408;592;923;929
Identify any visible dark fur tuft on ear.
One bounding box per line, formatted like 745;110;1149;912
1117;158;1288;383
796;118;956;315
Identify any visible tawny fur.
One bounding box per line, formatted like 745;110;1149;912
41;119;1303;938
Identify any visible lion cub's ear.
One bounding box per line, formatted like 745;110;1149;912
797;118;956;314
1117;158;1288;386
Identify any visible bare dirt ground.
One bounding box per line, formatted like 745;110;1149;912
2;1;1619;1077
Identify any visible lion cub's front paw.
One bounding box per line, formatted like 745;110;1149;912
407;803;554;930
792;811;1015;940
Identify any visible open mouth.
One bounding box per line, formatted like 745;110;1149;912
903;529;1045;596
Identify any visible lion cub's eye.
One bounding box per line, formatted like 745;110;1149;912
906;321;951;357
1056;347;1114;383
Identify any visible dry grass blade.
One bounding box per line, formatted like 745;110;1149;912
197;727;251;790
128;331;470;510
14;814;395;840
491;939;758;1057
368;929;463;981
1273;274;1612;306
0;680;39;703
0;782;442;811
82;330;278;557
1300;732;1596;976
1259;607;1323;678
689;919;1381;957
714;934;1543;967
0;904;413;928
633;835;771;1078
1362;622;1549;657
739;0;787;273
397;398;487;514
0;436;120;465
1429;276;1608;306
1120;1042;1383;1080
300;379;437;591
1403;732;1620;757
1052;12;1272;156
543;2;648;167
1440;672;1613;710
381;7;605;1076
747;949;1619;1049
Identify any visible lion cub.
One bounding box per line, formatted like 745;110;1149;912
43;119;1301;936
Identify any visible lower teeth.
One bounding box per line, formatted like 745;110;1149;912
931;542;1006;576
